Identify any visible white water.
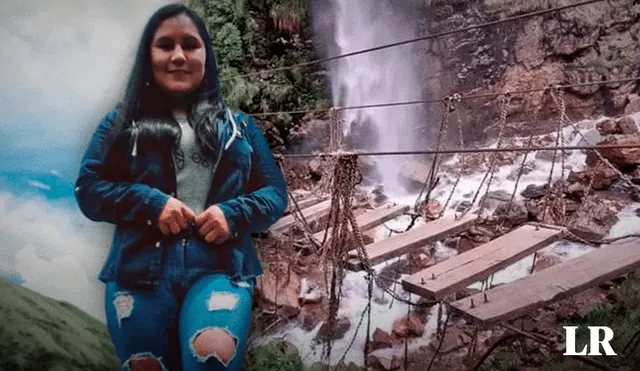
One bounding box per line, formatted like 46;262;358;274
258;117;640;367
322;0;427;195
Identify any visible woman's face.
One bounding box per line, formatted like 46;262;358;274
150;14;206;97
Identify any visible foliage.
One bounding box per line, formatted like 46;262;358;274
188;0;328;137
243;340;304;371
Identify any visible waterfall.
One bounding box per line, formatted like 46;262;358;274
311;0;429;197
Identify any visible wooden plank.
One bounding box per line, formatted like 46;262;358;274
311;204;410;243
270;199;332;234
449;238;640;326
402;224;562;300
283;195;328;216
346;213;477;271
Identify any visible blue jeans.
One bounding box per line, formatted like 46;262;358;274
105;266;254;370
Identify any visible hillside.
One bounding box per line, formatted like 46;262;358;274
0;277;119;371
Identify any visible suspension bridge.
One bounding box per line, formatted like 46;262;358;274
249;0;640;368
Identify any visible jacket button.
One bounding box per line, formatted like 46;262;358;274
74;186;80;192
147;220;152;226
155;241;161;248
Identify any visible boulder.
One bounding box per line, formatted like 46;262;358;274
533;254;563;272
596;116;637;135
255;262;301;318
624;94;640;115
419;199;442;220
407;251;435;270
493;202;529;226
631;167;640;184
567;166;619;191
586;134;640;167
367;352;402;371
520;184;548;199
429;326;471;354
566;197;619;241
316;317;351;341
391;313;425;338
479;190;512;209
371;328;394;351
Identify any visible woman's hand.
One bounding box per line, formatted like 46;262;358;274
158;198;196;235
195;205;230;244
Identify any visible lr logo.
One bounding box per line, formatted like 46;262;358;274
563;326;617;356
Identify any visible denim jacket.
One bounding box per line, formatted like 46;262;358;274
75;106;287;287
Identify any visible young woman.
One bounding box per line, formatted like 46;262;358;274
74;4;287;370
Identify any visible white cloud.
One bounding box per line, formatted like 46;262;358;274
0;192;114;321
27;180;51;190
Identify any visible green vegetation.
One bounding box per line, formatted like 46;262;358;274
477;270;640;370
188;0;330;135
244;339;304;371
0;277;120;371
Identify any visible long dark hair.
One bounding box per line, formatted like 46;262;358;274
113;3;225;157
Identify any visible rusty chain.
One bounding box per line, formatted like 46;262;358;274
439;93;465;218
472;93;511;212
415;95;454;212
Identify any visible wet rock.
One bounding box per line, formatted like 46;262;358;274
419;199;442;220
533;254;563;272
525;199;543;219
567;166;619;191
288;119;330;153
586;134;640;167
367;352;402;371
506;161;536;181
577;128;603;147
371;328;394;351
616;116;638;134
493;202;529;226
316;317;351;341
457;236;476;253
429;326;471;354
407;251;434;270
456;200;473;213
391;313;425;338
479;190;512;209
298;278;323;305
631;167;640;184
521;184;548;199
596;116;638;135
596;119;618;135
566;197;619;241
255;262;301;318
466;224;498;243
624;94;640;115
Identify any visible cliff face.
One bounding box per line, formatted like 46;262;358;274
422;0;640;143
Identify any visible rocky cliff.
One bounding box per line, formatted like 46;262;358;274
422;0;640;143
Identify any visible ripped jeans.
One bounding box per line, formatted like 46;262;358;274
105;269;254;371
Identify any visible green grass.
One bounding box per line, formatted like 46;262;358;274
0;277;120;371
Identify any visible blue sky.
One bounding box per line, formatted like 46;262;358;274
0;0;173;321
